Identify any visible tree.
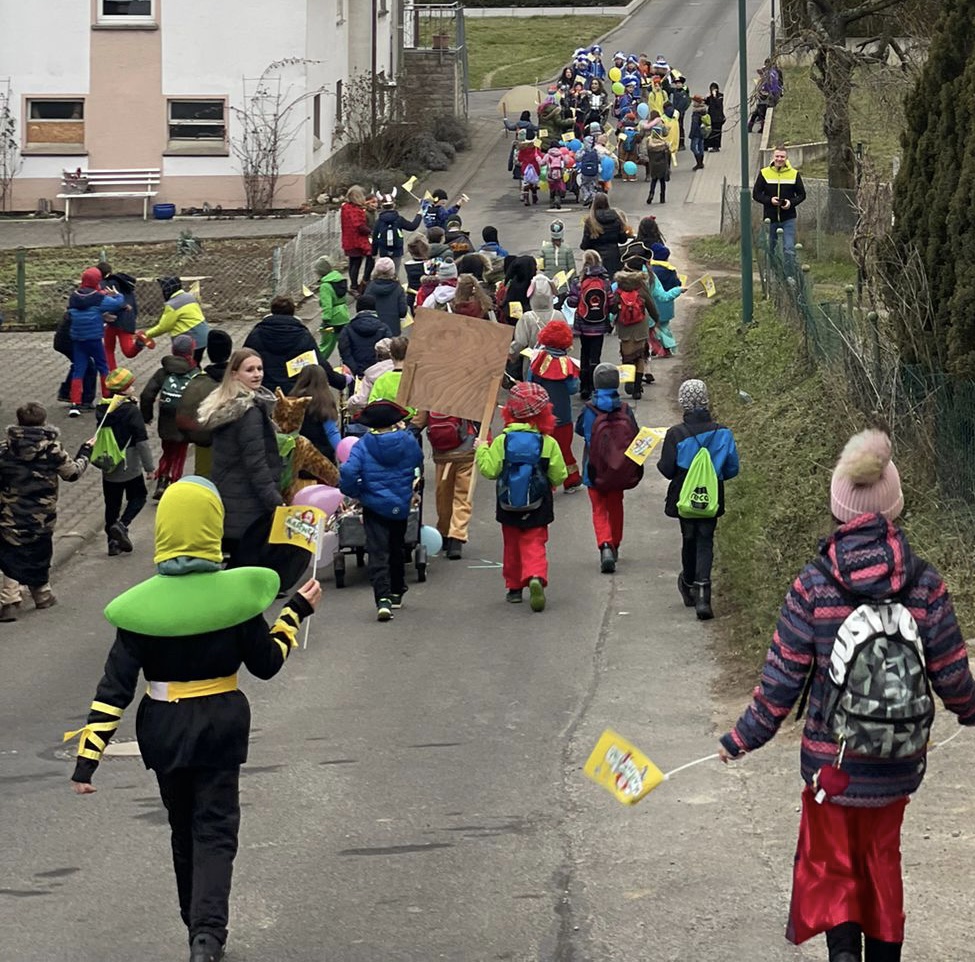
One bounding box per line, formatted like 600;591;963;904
888;0;975;377
0;79;21;213
230;59;325;214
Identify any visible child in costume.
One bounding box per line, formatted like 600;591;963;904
509;276;565;381
528;320;581;490
372;190;422;274
516;132;544;207
614;264;660;400
542;141;568;209
66;476;321;962
475;382;568;612
95;368;155;556
339;400;424;622
719;429;975;962
0;403;92;622
368;337;414;416
575;364;640;573
314;256;351;359
648;242;683;356
568;250;614;400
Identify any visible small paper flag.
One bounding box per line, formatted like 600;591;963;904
562;132;573;143
583;729;665;806
268;505;326;555
302;284;313;298
539;128;549;138
552;270;568;290
702;274;716;298
285;350;318;378
508;302;524;320
617;364;636;384
422;190;433;201
402;175;418;193
625;426;667;465
401;311;415;328
679;274;689;288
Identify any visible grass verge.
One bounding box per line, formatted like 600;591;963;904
465;17;622;89
688;288;975;671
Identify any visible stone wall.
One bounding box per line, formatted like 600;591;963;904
403;49;466;118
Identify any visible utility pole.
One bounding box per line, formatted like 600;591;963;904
738;0;754;324
770;0;776;61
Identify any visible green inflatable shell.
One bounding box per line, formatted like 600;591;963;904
104;568;281;636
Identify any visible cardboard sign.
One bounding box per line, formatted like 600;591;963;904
395;308;513;422
268;505;326;555
625;426;667;465
584;729;665;806
539;128;549;138
286;350;318;378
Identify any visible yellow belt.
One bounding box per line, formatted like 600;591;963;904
146;673;238;703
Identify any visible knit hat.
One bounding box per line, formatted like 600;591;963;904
446;214;463;229
829;429;904;523
506;381;550;420
550;219;565;239
373;256;396;278
81;266;103;289
206;329;233;365
537;319;573;350
314;256;333;277
355;399;411;429
106;368;135;393
482;225;499;244
374;337;393;360
593;363;620;389
678;378;709;412
157;276;182;301
650;242;670;261
437;258;458;280
172;334;196;358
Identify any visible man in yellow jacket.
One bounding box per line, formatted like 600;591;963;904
139;276;210;362
752;147;806;266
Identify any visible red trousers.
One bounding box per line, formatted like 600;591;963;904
588;487;624;548
501;524;548;589
787;787;907;946
157;440;189;482
104;325;140;372
552;423;580;488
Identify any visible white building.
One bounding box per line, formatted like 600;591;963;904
1;0;402;213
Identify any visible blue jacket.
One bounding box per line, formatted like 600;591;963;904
372;209;422;258
479;241;509;259
68;287;125;341
657;410;739;518
339;428;423;520
420;202;461;232
575;388;635;486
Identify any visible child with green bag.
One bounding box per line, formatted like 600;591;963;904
657;378;739;620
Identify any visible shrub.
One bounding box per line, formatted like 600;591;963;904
401;134;455;172
430;114;472;152
313;164;409;199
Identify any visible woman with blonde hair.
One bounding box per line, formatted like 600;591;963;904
452;273;494;319
340;184;374;290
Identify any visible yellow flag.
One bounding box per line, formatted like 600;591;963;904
508;302;523;320
617;364;636;384
625;426;668;465
552;270;567;290
301;284;313;298
538;128;549;138
402;310;415;329
702;274;716;298
285;350;318;378
402;175;418;193
422;190;434;202
584;729;665;806
268;505;326;555
188;280;201;297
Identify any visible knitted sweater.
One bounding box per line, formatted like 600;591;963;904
722;513;975;806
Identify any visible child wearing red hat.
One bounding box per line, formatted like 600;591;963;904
475;382;567;611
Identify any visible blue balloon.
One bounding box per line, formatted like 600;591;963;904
568;138;582;151
637;102;650;119
420;525;443;555
600;154;616;180
623;161;638;176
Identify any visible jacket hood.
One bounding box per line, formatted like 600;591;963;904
161;355;194;375
349;311;385;335
4;424;60;460
366;429;421;468
592;388;621;412
198;386;275;430
764;160;797;177
254;314;315;355
429;285;457;306
595;208;621;226
204;361;228;382
506;255;538;284
70;289;105;309
615;270;647;291
820;512;916;600
368;277;401;295
583;265;610;280
105;272;137;294
364;358;395;380
153;476;225;569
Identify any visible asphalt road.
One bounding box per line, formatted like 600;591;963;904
4;2;975;960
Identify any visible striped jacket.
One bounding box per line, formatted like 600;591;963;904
722;513;975;805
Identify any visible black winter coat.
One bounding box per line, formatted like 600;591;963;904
364;277;408;337
338;311;393;377
103;272;139;333
581;209;627;275
243;314;322;396
372;209;422;258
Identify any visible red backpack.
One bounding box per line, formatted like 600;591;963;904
577;275;609;323
587;403;643;491
617;288;646;326
427;413;473;452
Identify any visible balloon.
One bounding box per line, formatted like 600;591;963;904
600;155;616;180
419;525;443;555
292;484;344;517
637;102;650;119
623;161;638;176
608;67;622;83
565;156;575;169
568;138;582;151
611;82;625;96
336;435;359;464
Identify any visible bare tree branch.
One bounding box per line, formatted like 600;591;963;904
840;0;908;26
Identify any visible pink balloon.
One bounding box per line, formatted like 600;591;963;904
336;435;359;464
292;484;344;516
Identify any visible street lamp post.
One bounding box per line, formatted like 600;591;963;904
739;0;754;324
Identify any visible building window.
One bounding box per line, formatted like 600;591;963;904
313;94;322;141
167;99;226;150
98;0;154;21
25;99;85;149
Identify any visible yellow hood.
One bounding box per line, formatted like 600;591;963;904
153;476;225;566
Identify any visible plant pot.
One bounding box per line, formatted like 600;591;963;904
153;203;176;220
431;34;451;49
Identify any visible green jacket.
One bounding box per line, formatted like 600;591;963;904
318;271;350;328
369;369;416;417
475;424;568;488
540;240;577;278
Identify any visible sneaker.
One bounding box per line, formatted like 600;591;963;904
376;599;393;622
528;577;546;613
68;407;81;418
389;593;404;609
31;590;57;610
109;521;133;552
189;934;224;962
506;589;523;604
107;540;121;557
600;544;616;574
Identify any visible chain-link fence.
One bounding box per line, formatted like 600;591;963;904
721;177;858;239
270;211;342;299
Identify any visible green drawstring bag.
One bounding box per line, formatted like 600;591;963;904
676;431;719;519
92;398;129;472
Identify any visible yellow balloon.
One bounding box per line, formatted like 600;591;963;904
609;67;622;83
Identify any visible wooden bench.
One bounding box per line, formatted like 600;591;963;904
57;168;162;221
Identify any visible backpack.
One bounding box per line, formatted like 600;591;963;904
427;413;472;453
617;289;646;327
580;148;600;178
498;432;548;512
384;218;399;251
422;204;441;230
587;403;643;491
522;165;540;186
676;430;719;519
577;275;609;323
158;369;200;412
812;560;935;759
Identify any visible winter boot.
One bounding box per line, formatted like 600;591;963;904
445;538;463;561
189;934;224;962
646;187;655;205
694;581;713;620
677;574;696;608
528;577;546;612
152;477;169;501
659;182;666;204
30;586;57;610
532;187;539;205
107;539;121;557
600;543;616;574
0;604;19;623
631;378;643;401
109;520;133;552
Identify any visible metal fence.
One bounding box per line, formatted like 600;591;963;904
271;211;342;299
721;177;859;240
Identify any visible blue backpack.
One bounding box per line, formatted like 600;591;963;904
580;148;600;178
498;432;548;512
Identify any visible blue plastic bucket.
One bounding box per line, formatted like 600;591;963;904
153;203;176;220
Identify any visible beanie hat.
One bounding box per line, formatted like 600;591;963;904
157;276;182;301
106;368;135;393
373;256;396;278
482;225;499;244
650;242;670;261
550;219;565;238
829;429;904;523
172;334;196;358
537;319;573;350
314;256;333;277
593;363;620;390
506;381;550;421
355;399;411;429
206;329;233;365
678;378;709;412
374;337;393;360
81;267;103;289
446;214;463;229
437;258;458;280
